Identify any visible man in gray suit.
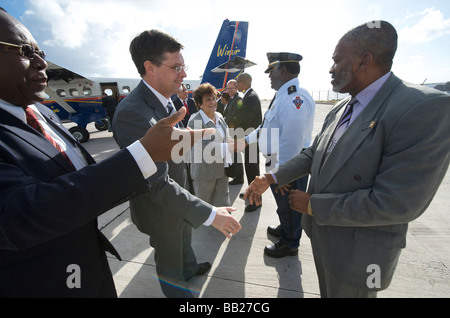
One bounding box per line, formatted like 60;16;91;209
113;30;241;298
244;21;450;297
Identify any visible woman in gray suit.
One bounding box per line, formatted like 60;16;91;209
188;83;232;206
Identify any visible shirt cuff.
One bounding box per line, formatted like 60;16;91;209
307;200;313;216
203;207;217;226
127;140;157;179
269;172;278;184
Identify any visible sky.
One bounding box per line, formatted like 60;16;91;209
2;0;450;100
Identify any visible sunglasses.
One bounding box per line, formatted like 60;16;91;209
0;41;46;60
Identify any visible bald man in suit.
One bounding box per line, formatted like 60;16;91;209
244;21;450;297
0;8;214;297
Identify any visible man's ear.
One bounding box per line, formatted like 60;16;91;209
143;60;154;74
358;51;374;72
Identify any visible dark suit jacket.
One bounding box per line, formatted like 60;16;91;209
172;96;197;127
223;94;242;128
236;88;262;132
0;103;148;297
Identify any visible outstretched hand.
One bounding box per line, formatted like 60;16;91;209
212;207;242;239
243;175;272;206
140;107;214;162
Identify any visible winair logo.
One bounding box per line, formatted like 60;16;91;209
217;44;241;57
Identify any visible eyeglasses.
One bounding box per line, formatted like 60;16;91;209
161;63;188;73
0;41;46;60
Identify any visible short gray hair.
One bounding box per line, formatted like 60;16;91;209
341;20;398;72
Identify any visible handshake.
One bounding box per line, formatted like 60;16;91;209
227;137;248;153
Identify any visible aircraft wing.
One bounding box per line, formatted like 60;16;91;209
211;56;257;73
46;61;93;84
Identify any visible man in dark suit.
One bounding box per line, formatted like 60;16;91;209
172;84;197;127
113;29;241;298
245;21;450;297
216;91;229;115
223;79;244;185
0;8;218;297
236;73;262;212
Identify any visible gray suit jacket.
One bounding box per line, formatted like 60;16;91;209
113;81;213;235
275;74;450;289
187;111;229;180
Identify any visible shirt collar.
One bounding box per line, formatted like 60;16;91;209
278;77;299;94
199;109;217;125
354;71;391;108
142;79;174;110
0;98;41;123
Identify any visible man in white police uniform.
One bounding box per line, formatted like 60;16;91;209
244;52;315;257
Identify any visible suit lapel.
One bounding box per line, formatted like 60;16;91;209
313;97;350;171
39;108;95;166
315;74;402;191
140;81;168;122
0;108;75;170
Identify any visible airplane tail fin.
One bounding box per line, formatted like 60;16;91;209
200;19;252;91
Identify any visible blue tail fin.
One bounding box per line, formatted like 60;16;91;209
201;19;251;91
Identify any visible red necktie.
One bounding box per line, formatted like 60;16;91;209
24;107;74;167
183;100;190;115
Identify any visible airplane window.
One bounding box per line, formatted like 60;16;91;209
56;89;66;97
69;88;79;96
104;88;113;96
122;86;131;94
83;88;92;96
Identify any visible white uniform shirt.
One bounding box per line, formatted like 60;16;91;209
246;77;315;171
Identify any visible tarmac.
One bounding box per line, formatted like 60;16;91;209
78;101;450;299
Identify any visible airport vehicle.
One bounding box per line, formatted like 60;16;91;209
43;19;255;143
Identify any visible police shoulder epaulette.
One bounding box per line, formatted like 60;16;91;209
288;85;297;95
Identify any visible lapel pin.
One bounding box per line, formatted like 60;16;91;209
369;121;376;129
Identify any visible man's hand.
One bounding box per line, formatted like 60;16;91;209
233;138;247;153
243;174;272;206
140;107;214;162
288;189;310;214
211;207;242;239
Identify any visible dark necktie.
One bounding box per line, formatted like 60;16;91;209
167;104;181;128
24;106;74;167
322;97;358;166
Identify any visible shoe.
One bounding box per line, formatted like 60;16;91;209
194;262;212;276
264;241;298;258
267;225;280;237
229;178;244;185
245;204;260;212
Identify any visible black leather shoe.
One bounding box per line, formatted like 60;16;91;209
195;262;212;276
245;204;260;212
267;225;280;237
229;178;244;185
264;241;298;258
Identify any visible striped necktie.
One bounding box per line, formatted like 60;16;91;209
24;107;74;167
167;103;181;128
322;97;358;165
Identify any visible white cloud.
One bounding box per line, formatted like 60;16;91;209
17;0;449;98
400;7;450;43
